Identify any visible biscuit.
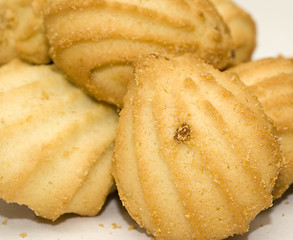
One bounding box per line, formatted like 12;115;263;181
0;0;50;65
229;57;293;198
210;0;256;65
0;59;118;220
43;0;234;107
113;54;282;240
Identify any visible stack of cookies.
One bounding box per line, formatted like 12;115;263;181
0;0;292;239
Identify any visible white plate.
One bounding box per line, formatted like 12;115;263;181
1;0;293;239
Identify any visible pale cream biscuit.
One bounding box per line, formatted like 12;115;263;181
43;0;234;107
0;0;50;65
210;0;256;65
0;59;118;220
229;57;293;199
113;54;282;240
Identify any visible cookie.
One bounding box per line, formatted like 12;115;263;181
113;54;282;240
0;0;50;65
43;0;234;107
229;57;293;198
0;59;118;220
210;0;256;65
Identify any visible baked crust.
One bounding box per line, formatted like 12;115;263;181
0;0;50;65
210;0;256;65
229;57;293;199
113;54;282;240
0;59;118;220
43;0;234;107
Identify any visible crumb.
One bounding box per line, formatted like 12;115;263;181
128;224;137;231
174;123;192;142
285;201;289;205
112;223;122;229
282;213;285;217
260;224;263;227
2;219;8;225
19;233;27;238
98;224;104;228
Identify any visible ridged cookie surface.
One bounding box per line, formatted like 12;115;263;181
43;0;234;107
113;54;282;240
229;57;293;199
210;0;256;65
0;60;118;220
0;0;50;65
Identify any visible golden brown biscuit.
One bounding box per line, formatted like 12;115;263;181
229;57;293;199
210;0;256;65
0;0;50;65
113;54;282;240
0;59;118;220
43;0;234;107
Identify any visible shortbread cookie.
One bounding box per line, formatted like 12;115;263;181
0;0;50;65
210;0;256;65
113;54;282;240
229;57;293;198
0;60;118;220
43;0;234;107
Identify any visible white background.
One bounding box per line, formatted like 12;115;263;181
1;0;292;239
233;0;293;60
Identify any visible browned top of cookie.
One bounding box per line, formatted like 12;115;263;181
210;0;256;65
113;53;282;240
0;0;50;65
0;59;118;220
228;56;293;198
